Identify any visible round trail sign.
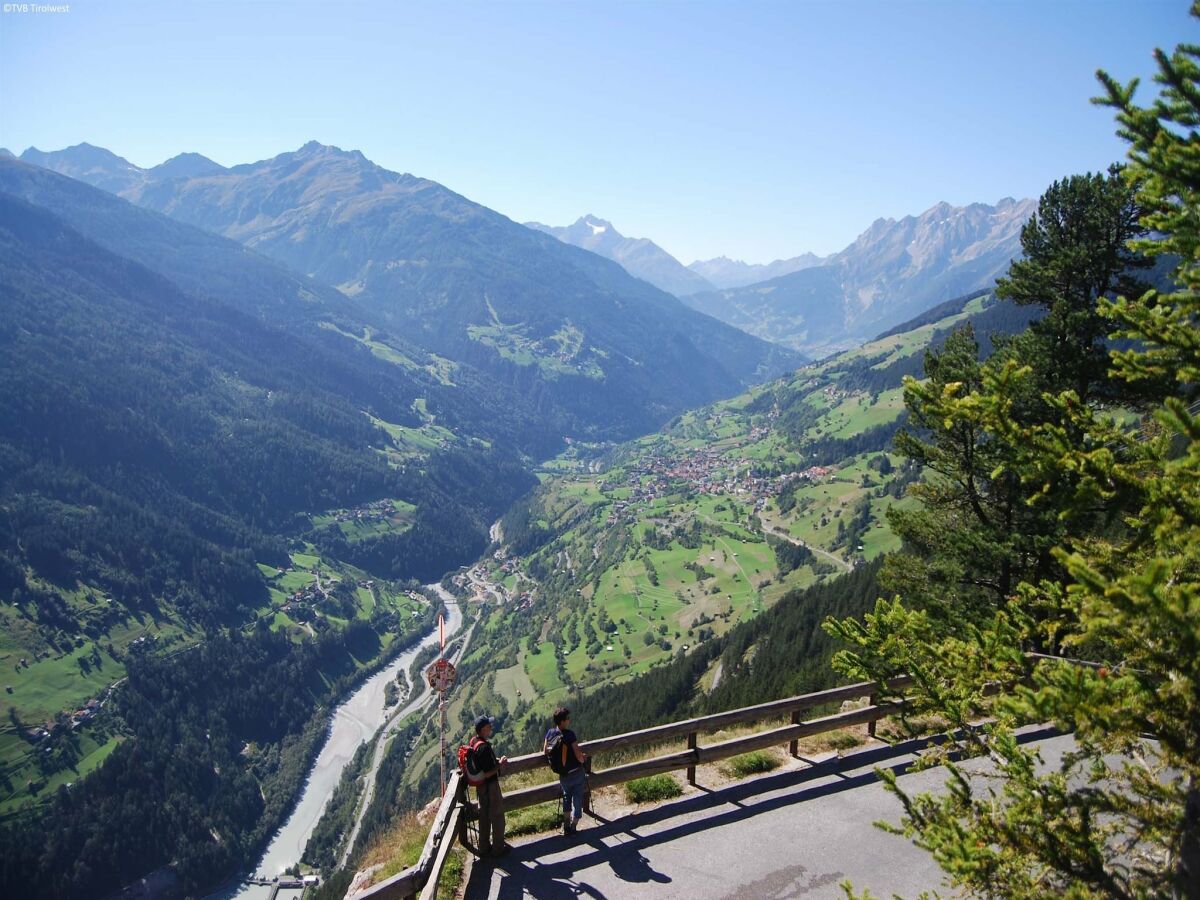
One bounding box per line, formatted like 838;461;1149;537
426;658;456;692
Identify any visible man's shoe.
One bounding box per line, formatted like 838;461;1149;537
491;844;513;857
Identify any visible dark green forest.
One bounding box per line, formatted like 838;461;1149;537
0;192;535;626
0;189;531;896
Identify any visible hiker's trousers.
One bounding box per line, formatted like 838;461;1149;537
560;767;586;821
477;777;505;852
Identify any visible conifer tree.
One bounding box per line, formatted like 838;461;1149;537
995;167;1150;407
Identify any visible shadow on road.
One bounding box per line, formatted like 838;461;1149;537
466;725;1062;899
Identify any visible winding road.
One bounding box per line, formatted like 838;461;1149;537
769;526;851;573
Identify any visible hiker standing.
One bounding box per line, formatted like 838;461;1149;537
544;706;588;835
469;715;510;857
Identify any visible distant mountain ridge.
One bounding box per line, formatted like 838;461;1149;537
687;253;827;290
681;197;1036;357
525;215;714;297
18;142;799;441
19;142;146;194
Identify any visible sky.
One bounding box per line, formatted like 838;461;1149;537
0;0;1188;263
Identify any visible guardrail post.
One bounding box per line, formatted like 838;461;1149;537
583;756;593;814
789;710;800;758
867;693;877;738
686;731;697;785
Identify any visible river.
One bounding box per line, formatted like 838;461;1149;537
211;587;462;900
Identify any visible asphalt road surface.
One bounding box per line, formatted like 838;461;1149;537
465;726;1068;899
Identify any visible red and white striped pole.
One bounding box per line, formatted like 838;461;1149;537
438;612;446;797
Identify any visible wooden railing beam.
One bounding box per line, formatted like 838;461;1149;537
500;702;903;813
499;676;912;776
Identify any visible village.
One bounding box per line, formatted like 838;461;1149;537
329;498;400;527
601;441;833;526
445;433;840;627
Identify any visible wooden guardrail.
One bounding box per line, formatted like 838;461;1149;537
349;770;463;900
348;675;912;900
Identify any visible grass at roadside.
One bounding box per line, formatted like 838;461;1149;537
720;749;781;778
357;811;465;900
625;773;683;803
506;801;562;836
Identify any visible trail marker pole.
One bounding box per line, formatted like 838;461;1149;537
425;613;456;798
439;613;445;797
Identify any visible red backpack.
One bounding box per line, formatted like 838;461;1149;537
458;736;488;786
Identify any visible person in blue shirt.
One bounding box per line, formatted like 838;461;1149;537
544;706;588;835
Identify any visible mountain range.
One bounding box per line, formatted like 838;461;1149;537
682;198;1035;356
21;142;1034;368
527;198;1034;358
687;253;828;290
525;215;715;297
15;142;799;440
523;216;830;295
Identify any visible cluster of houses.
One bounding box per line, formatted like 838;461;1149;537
280;574;378;618
24;696;102;745
452;561;537;611
599;445;837;524
332;499;397;526
69;698;101;729
282;578;327;616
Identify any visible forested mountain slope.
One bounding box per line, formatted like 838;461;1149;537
0;159;556;460
21;143;800;440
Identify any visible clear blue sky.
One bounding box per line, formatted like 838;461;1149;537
0;0;1187;262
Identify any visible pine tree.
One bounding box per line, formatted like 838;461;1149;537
995;167;1150;407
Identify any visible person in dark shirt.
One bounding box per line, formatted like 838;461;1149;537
545;706;588;835
472;715;510;857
